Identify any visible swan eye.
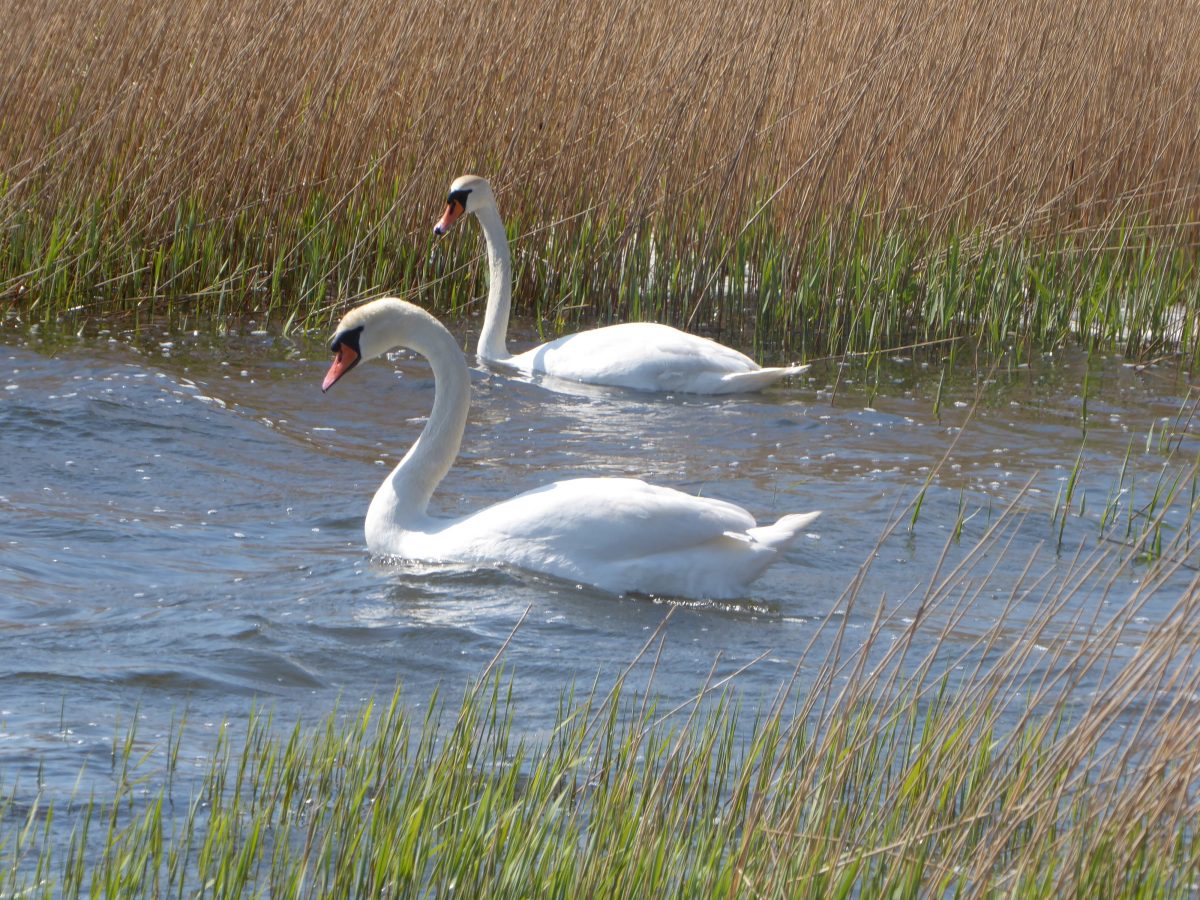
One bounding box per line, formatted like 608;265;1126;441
329;324;364;355
446;188;471;210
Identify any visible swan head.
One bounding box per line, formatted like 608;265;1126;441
322;298;423;392
433;174;496;235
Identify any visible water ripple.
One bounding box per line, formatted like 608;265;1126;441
0;329;1195;815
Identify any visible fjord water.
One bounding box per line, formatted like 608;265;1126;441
1;321;1197;846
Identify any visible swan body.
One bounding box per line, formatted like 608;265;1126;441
434;175;809;395
322;297;820;599
493;322;805;394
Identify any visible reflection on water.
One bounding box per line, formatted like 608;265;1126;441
1;319;1197;854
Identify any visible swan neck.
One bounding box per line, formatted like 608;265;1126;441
475;204;512;362
370;317;470;530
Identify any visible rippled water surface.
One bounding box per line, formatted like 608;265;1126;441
2;319;1198;846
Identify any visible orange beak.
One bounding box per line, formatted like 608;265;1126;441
322;344;359;392
433;199;464;236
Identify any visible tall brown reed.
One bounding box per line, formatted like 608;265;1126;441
2;0;1199;346
6;0;1199;228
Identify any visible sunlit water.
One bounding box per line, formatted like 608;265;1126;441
1;318;1197;853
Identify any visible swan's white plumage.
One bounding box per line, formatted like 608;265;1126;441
324;297;820;599
507;322;809;394
375;478;819;599
434;175;808;395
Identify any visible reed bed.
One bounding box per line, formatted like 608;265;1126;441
3;454;1198;896
2;0;1199;357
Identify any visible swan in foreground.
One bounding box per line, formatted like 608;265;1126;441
433;175;809;394
321;297;820;599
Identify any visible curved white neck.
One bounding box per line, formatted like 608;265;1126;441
366;312;470;535
474;203;513;362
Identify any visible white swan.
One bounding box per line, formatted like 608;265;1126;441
321;297;820;599
433;175;809;394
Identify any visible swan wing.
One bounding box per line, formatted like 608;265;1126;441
510;323;764;392
395;476;815;597
436;477;756;559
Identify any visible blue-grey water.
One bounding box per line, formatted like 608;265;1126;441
1;318;1198;862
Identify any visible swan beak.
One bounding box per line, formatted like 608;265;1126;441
322;345;360;392
433;200;464;236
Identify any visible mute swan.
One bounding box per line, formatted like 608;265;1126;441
433;175;809;395
321;297;820;599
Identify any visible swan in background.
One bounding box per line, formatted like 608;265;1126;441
321;297;820;599
433;175;809;395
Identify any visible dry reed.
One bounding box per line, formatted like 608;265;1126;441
2;0;1199;348
6;0;1200;227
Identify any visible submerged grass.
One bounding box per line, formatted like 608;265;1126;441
2;0;1200;358
4;456;1199;896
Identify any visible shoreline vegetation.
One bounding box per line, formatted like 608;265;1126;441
3;471;1199;895
1;0;1198;359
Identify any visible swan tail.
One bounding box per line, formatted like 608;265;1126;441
747;510;821;549
715;363;810;394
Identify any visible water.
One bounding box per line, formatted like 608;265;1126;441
1;320;1197;853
